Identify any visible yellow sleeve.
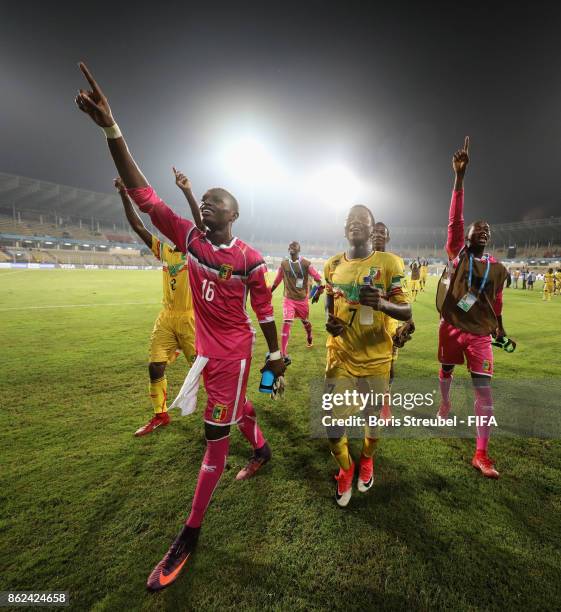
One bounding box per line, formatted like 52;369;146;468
324;259;333;294
387;256;408;304
151;235;162;261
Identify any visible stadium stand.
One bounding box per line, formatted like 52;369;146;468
1;172;560;268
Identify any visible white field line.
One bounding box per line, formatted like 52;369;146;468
0;301;160;312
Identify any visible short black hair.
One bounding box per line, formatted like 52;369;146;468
208;187;239;213
349;204;375;226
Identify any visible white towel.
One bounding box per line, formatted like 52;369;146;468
169;355;209;416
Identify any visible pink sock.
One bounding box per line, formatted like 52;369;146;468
439;368;453;405
474;385;493;453
186;435;229;528
281;320;292;355
302;319;313;343
237;400;266;450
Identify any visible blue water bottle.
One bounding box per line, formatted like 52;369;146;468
259;353;276;393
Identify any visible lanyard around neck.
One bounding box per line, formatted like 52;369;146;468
468;254;491;295
288;258;304;278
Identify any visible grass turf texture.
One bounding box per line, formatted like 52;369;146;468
1;269;560;611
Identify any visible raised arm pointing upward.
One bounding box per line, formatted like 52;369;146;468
75;62;285;592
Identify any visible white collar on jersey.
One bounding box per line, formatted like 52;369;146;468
204;235;238;250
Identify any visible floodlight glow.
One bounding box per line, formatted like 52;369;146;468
219;136;285;184
306;164;362;207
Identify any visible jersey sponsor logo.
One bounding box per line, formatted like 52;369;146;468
211;403;228;422
218;264;233;281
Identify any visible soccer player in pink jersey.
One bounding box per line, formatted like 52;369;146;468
271;241;322;357
436;137;511;479
75;63;286;591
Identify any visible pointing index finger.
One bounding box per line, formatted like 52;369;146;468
79;62;103;96
463;136;470;153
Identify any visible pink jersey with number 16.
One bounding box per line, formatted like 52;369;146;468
128;186;274;360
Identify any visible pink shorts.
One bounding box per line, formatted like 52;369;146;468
282;297;309;321
438;319;493;376
203;357;252;426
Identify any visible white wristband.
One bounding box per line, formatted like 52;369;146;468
102;123;122;139
268;350;281;361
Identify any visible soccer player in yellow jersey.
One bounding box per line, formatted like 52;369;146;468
543;268;555;301
114;178;195;436
420;258;429;291
555;269;561;296
324;205;412;507
409;260;421;301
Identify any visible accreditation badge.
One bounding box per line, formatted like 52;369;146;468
296;278;304;289
457;292;477;312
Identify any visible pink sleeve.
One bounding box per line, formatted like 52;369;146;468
273;266;284;288
127;186;195;254
247;260;274;324
308;265;322;282
446;190;465;260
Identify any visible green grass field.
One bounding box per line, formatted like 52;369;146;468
1;268;560;611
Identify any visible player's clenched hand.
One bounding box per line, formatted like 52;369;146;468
113;177;126;193
326;314;345;337
75;63;115;128
452;136;470;176
311;284;325;304
263;357;286;379
173;166;192;191
359;286;385;311
393;320;415;348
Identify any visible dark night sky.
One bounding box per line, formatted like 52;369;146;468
2;1;561;236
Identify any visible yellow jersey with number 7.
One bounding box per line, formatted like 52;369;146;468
324;251;407;376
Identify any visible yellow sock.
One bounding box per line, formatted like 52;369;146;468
361;436;377;459
329;436;352;470
149;377;167;413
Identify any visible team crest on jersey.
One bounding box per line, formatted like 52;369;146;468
218;264;233;281
369;267;382;281
211;404;228;422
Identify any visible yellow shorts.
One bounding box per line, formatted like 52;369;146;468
410;279;420;291
150;310;195;363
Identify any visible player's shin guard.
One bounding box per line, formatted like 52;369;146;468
237;400;266;450
186;435;230;528
329;435;352;470
473;385;493;453
149;376;168;413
